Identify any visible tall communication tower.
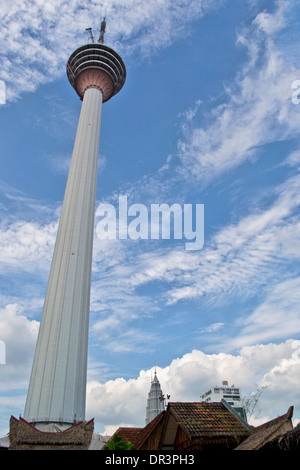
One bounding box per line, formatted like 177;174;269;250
23;20;126;429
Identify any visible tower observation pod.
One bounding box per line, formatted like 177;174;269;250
23;22;126;427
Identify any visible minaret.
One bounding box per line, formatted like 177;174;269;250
23;20;126;427
145;370;165;425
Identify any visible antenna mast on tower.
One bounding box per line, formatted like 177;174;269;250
85;27;95;43
98;17;106;44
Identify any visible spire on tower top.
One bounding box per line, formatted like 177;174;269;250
98;17;106;44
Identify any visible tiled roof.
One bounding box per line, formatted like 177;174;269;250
259;421;300;451
235;406;294;450
104;401;251;450
169;402;250;439
105;413;165;450
109;427;143;446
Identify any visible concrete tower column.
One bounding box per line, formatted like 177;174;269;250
24;85;103;425
23;33;126;428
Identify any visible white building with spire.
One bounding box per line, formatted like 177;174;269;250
145;371;166;425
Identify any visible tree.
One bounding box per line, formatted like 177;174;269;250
105;434;134;450
242;385;268;421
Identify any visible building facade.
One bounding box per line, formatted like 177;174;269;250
201;381;247;421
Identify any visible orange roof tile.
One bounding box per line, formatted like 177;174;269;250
112;427;143;446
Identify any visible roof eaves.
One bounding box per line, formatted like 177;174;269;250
168;403;193;442
221;399;253;433
135;411;165;450
234;406;294;450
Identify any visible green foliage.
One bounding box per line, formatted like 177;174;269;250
105;434;135;450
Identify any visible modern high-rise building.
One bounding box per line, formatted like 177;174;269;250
23;21;126;428
145;371;166;425
201;381;247;421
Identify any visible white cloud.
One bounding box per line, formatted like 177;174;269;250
0;80;6;105
1;164;299;358
100;328;160;354
83;166;300;356
86;339;300;434
165;172;300;305
1;0;300;439
90;268;162;353
253;2;287;36
198;322;224;334
225;277;300;350
97;171;300;312
0;304;39;392
0;0;221;103
177;0;300;183
0;220;57;273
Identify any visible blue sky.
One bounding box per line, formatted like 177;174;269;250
1;0;300;436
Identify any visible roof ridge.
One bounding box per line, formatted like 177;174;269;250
135;411;165;449
255;406;294;431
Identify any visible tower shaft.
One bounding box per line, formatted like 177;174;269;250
24;86;103;425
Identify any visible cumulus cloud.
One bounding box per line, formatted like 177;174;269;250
0;303;39;390
0;303;40;435
86;339;300;434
